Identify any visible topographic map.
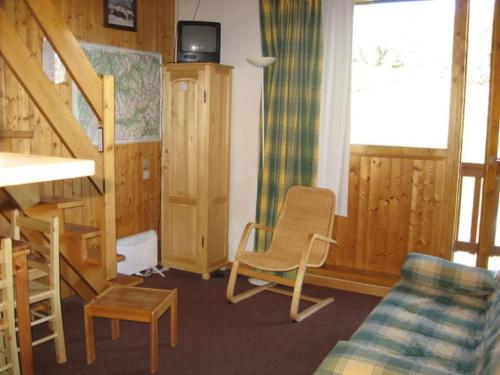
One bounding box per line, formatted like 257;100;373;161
73;44;161;144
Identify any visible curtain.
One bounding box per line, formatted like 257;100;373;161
317;0;353;217
255;0;323;250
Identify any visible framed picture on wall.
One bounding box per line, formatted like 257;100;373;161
104;0;137;31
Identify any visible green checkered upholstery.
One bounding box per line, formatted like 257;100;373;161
314;254;499;375
401;252;495;296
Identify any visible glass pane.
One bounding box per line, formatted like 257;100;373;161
350;0;454;147
488;256;500;271
457;177;475;242
488;191;500;271
462;0;494;163
453;251;476;267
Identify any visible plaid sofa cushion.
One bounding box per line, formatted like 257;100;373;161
475;280;500;375
349;280;488;374
315;274;496;375
314;341;456;375
401;253;495;296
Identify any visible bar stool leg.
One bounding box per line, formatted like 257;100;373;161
84;308;95;364
150;318;158;373
51;295;67;363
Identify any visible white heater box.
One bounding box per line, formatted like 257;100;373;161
117;230;158;275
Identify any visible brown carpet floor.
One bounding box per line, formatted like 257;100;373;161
32;269;380;375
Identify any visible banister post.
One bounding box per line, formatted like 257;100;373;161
102;75;117;279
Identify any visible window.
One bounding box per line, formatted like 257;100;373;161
350;0;455;148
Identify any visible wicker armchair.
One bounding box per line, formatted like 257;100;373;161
226;185;337;322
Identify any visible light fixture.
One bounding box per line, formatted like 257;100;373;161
246;56;276;287
246;56;276;168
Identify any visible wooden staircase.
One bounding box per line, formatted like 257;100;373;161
1;188;142;302
0;0;143;300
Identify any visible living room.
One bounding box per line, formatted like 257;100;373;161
0;0;498;374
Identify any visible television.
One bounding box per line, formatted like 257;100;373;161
177;21;221;63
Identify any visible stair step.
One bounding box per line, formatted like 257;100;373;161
38;195;84;209
0;130;34;138
110;273;143;287
117;253;126;263
64;223;100;239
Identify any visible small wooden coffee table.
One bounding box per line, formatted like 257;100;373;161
84;285;178;374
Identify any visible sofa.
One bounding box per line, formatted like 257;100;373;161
314;253;499;375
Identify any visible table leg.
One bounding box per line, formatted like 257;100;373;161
150;319;158;374
14;254;33;375
84;308;96;364
111;319;120;340
170;298;177;347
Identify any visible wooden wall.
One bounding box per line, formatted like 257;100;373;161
0;0;174;238
320;145;447;275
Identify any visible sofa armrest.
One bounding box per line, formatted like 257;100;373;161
401;252;495;296
314;341;455;375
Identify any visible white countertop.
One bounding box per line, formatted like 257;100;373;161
0;152;95;187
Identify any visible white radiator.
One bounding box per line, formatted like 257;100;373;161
117;230;159;275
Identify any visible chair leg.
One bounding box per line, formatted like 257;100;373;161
290;266;334;322
51;295;67;363
226;260;240;302
226;261;275;304
290;265;307;321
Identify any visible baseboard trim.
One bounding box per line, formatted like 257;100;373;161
305;273;391;297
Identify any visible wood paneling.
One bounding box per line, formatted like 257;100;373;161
317;145;447;281
0;0;174;237
115;142;161;239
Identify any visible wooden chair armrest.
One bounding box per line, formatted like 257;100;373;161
298;234;337;268
311;233;337;244
235;223;273;257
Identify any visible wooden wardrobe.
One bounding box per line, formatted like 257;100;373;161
161;63;232;279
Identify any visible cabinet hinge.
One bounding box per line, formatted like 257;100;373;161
203;90;207;103
201;236;205;248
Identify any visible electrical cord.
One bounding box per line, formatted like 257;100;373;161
193;0;201;20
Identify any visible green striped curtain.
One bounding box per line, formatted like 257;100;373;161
255;0;323;251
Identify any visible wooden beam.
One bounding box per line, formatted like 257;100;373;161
3;184;40;211
440;0;469;259
23;0;103;121
0;8;104;194
350;144;447;160
478;0;500;268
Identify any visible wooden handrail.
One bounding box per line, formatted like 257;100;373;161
23;0;103;121
454;162;500;256
2;0;117;287
0;7;104;194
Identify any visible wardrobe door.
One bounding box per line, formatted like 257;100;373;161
163;77;203;272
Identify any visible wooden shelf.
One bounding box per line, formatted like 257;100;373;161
0;152;95;187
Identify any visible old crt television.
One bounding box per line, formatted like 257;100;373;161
177;21;221;63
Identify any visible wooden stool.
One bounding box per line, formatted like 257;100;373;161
84;285;178;374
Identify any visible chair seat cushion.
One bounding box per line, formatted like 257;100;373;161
237;251;300;272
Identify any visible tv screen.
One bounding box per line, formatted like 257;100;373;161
177;21;221;63
181;25;218;53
